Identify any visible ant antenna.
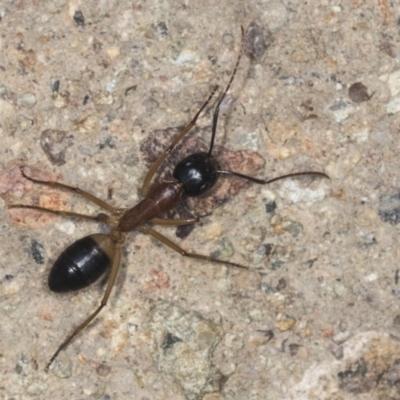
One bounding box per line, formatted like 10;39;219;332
218;170;329;184
208;26;329;185
208;25;245;156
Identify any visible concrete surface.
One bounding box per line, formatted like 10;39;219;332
1;0;400;399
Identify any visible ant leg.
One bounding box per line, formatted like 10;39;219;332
141;85;219;196
208;25;245;155
150;216;199;226
140;225;248;270
218;170;329;184
20;167;119;213
8;204;111;223
45;241;122;372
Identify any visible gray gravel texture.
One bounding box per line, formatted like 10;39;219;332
1;1;400;399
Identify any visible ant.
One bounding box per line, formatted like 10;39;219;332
9;26;328;371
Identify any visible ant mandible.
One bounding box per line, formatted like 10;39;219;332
9;26;328;371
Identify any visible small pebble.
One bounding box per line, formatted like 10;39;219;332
386;96;400;114
329;98;355;122
73;114;98;133
172;49;200;66
245;22;271;61
380;69;400;96
276;317;296;331
30;239;44;264
332;331;350;344
265;201;277;213
288;343;301;356
0;98;14;123
143;97;159;114
73;10;85;27
17;92;36;109
40;129;74;166
156;21;168;36
378;191;400;226
16;115;34;132
53;356;73;379
52;91;69;108
211;237;235;260
26;380;48;396
331;345;344;359
249;330;274;346
262;1;288;32
348;82;371;103
93;91;114;105
96;362;112;377
106;46;120;60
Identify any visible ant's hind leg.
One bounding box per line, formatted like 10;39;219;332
140;225;248;270
20;167;119;214
45;241;122;372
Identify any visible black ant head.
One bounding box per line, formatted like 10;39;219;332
173;26;245;198
173;152;219;197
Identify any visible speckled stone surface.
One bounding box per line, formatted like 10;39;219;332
1;1;400;399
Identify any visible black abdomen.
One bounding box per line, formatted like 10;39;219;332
48;234;115;292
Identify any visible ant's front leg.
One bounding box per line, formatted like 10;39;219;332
141;86;219;196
